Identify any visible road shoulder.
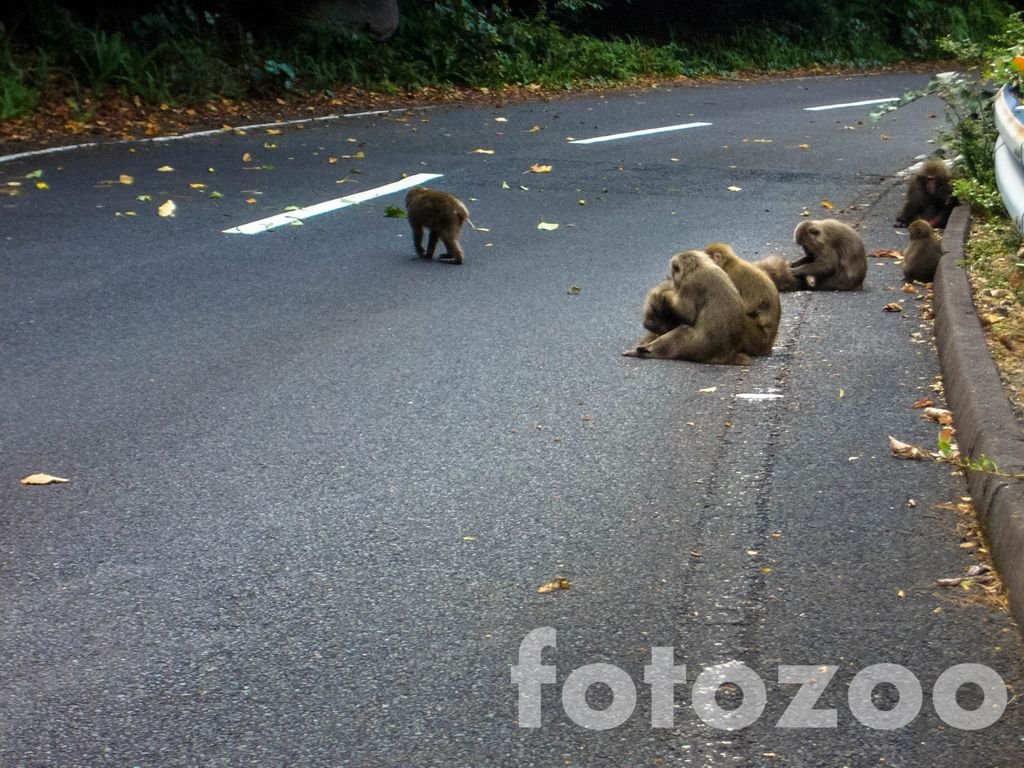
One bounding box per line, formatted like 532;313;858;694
934;203;1024;629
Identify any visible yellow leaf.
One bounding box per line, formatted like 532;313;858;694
21;473;70;485
727;185;742;192
242;152;252;162
537;222;559;231
529;163;552;173
495;117;508;122
473;148;495;155
36;181;49;190
798;144;810;149
501;180;510;189
157;165;175;172
462;535;477;541
266;128;282;135
752;138;773;143
157;200;177;218
537;576;571;593
189;183;207;189
353;151;365;159
839;389;845;398
883;303;903;312
821;200;834;209
699;386;717;393
246;198;257;204
897;589;906;599
528;126;541;133
119;174;134;185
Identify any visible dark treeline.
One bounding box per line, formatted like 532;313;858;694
0;0;1018;120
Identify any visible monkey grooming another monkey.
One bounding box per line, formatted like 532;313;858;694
752;255;802;292
896;159;957;229
623;250;751;365
902;220;943;283
405;186;471;264
640;277;699;339
704;242;781;356
791;219;868;291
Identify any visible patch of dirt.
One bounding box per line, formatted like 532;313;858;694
964;222;1024;425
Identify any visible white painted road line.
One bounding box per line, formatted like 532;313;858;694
222;173;443;235
0;107;432;164
803;97;900;112
569;121;712;145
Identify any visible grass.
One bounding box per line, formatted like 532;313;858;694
0;1;1013;121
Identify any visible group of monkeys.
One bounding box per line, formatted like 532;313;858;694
403;158;955;366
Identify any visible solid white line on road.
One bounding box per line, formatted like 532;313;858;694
569;122;712;145
0;107;431;164
222;172;443;235
803;97;900;112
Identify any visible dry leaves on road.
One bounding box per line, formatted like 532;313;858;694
537;576;571;593
21;473;69;485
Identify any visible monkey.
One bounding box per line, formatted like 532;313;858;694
623;250;752;365
704;242;781;356
641;278;694;340
791;219;868;291
902;219;943;283
405;186;470;264
752;255;802;292
896;159;957;229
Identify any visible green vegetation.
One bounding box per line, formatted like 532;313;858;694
0;0;1014;122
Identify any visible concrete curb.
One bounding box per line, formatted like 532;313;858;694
933;203;1024;628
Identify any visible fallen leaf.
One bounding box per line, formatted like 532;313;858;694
871;249;901;258
901;284;917;293
136;194;152;202
980;312;1005;327
798;143;810;149
912;397;935;409
529;163;552;173
35;181;49;190
537;576;571;593
883;303;903;312
889;435;932;460
897;589;906;598
567;285;581;295
385;206;407;218
328;157;338;164
495;117;508;123
839;388;845;398
242;152;252;162
25;169;42;179
462;535;477;541
209;191;223;199
880;134;892;140
501;181;510;189
528;126;541;133
157;199;176;218
189;183;207;189
266;128;282;135
119;174;134;185
157;165;175;172
821;200;833;209
578;199;586;206
699;386;717;393
727;185;743;192
353;151;365;159
922;407;954;425
537;222;559;231
472;148;495;155
21;473;70;485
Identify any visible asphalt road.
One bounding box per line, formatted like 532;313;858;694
2;71;1023;767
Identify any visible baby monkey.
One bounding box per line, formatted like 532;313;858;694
405;186;471;265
